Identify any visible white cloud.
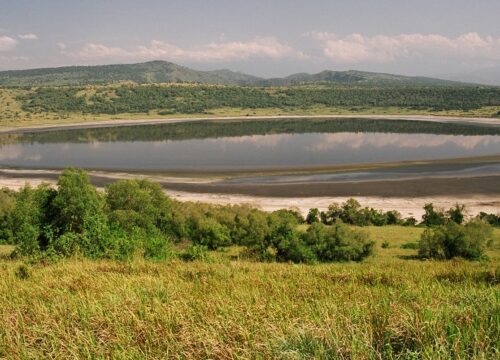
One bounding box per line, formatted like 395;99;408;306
62;37;305;62
75;43;130;59
307;31;500;63
18;33;38;40
0;36;17;51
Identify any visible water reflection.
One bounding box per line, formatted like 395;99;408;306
1;130;499;171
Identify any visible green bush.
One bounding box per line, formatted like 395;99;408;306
400;242;419;249
190;217;231;250
422;203;446;226
402;217;417;227
181;245;214;262
477;212;499;226
306;208;320;224
385;210;402;225
418;220;494;260
273;209;304;224
49;232;81;257
275;233;317;263
0;188;15;244
11;184;56;256
302;222;374;262
237;210;270;250
143;233;174;261
52;168;106;235
105;179;173;235
321;199;403;227
447;204;466;224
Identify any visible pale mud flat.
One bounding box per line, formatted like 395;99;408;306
1;176;498;220
166;191;500;219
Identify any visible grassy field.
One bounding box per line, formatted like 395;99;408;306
0;226;499;359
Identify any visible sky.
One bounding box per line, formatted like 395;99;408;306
1;0;500;83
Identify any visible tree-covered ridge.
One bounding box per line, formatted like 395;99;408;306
0;60;465;86
7;118;500;145
16;84;500;117
0;61;261;86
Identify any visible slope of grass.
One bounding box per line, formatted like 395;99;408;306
0;226;499;358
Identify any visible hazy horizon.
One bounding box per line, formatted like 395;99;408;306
1;0;500;84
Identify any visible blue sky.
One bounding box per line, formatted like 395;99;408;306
1;0;500;82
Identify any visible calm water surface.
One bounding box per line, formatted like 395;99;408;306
1;119;500;171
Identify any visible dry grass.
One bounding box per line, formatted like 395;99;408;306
0;226;499;359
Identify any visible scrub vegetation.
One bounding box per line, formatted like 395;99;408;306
0;169;499;358
1;83;500;129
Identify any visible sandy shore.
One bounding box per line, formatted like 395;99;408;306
1;175;498;219
1;114;499;133
167;191;500;220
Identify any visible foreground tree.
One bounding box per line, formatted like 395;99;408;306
52;168;105;235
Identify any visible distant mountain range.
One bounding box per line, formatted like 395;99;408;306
0;60;474;87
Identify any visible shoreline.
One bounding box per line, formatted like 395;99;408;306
1;172;498;219
1;114;499;134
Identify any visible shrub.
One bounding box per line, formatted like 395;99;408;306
237;210;270;250
49;232;81;257
381;241;390;249
0;188;15;244
274;232;317;263
402;217;417;226
181;245;214;262
306;208;320;224
190;217;231;250
385;210;402;225
15;264;31;280
105;179;173;236
366;208;388;226
52;168;106;235
447;204;466;224
477;212;499;226
143;233;174;261
418;220;494;260
324;203;342;225
11;184;57;256
322;199;399;226
422;203;446;226
340;199;367;225
278;208;305;224
400;242;419;249
302;222;375;262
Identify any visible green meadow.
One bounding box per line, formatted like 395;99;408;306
1;225;499;359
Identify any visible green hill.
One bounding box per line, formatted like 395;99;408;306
0;61;261;86
262;70;464;86
0;60;470;87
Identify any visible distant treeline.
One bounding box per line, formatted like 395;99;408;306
6;118;500;145
17;84;500;115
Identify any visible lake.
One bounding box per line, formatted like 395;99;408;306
1;118;500;173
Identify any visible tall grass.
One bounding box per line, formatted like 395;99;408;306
0;226;499;359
